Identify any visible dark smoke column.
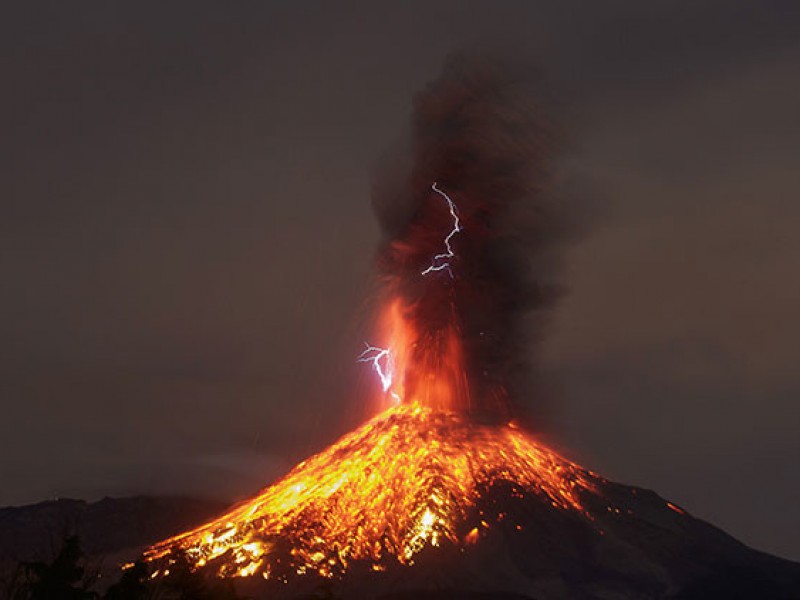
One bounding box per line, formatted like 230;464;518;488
372;54;565;419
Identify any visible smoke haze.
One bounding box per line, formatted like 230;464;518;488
373;55;567;417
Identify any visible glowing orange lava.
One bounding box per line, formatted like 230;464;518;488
145;403;598;579
144;298;598;580
371;298;470;413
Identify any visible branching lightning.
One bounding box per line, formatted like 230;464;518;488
421;182;462;277
358;343;400;402
357;183;462;402
358;344;392;391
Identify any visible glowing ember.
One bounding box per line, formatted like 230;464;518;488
144;403;598;579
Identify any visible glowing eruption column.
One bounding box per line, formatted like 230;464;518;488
144;180;599;580
361;182;463;408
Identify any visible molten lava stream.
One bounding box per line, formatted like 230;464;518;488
144;402;599;580
142;64;602;584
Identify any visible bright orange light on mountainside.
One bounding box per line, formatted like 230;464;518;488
143;298;601;580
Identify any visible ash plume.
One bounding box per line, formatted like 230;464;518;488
372;54;567;418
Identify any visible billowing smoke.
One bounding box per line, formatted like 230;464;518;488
371;54;567;419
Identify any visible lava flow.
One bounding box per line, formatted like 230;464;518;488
143;188;597;581
144;57;589;583
143;402;598;580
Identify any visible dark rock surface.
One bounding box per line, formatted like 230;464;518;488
2;488;798;599
236;479;800;599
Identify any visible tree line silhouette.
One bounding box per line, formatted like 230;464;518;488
2;536;244;600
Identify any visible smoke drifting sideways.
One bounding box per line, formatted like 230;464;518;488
371;54;570;421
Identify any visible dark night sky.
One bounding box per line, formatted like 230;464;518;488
1;1;798;560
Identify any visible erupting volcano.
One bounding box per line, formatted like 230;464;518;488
141;57;800;599
144;403;599;580
145;55;572;578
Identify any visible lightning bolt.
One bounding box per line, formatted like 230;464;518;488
421;182;462;278
357;343;401;403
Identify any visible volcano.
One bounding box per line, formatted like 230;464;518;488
140;56;800;598
141;402;800;599
144;404;596;578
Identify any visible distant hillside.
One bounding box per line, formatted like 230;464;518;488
0;496;226;580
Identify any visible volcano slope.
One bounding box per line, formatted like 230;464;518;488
143;405;800;600
237;476;800;600
144;56;799;599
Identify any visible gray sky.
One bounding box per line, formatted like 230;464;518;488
1;1;798;561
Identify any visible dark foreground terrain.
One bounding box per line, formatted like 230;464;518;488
1;487;798;599
0;496;225;596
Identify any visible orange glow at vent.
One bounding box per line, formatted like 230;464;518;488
145;403;598;579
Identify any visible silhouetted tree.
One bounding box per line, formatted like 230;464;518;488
14;536;98;600
4;539;252;600
2;562;28;600
102;562;149;600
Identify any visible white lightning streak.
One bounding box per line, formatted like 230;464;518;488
421;182;462;277
358;344;393;391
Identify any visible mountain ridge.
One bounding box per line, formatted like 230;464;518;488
1;490;798;599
